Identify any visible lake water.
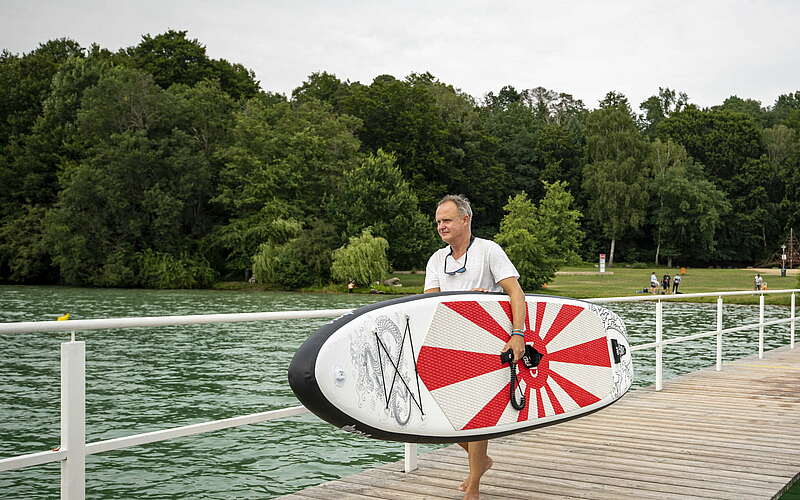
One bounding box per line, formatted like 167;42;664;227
0;285;795;498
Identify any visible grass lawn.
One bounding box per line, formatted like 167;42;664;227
218;267;799;306
540;266;798;305
377;267;799;306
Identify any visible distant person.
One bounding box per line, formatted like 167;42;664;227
650;272;659;293
754;273;763;291
662;274;671;293
672;273;681;293
347;280;355;293
424;194;525;500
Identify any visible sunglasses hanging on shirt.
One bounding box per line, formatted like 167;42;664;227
444;236;475;276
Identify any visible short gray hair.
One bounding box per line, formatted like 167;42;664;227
437;194;473;219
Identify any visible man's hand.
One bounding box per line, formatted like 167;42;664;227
501;334;526;362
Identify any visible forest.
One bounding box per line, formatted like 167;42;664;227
1;30;799;289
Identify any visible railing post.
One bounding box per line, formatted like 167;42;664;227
403;443;418;472
759;294;765;359
789;292;795;349
61;340;86;500
655;300;663;391
716;296;723;371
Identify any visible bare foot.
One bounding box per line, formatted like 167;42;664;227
458;456;493;492
463;486;480;500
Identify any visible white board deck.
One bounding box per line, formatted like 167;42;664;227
289;292;633;443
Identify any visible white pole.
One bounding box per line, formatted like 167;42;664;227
61;340;86;500
789;292;795;349
403;443;418;472
716;296;723;371
655;300;663;391
758;294;765;359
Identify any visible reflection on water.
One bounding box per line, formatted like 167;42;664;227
0;286;795;498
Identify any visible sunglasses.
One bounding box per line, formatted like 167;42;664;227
444;237;474;276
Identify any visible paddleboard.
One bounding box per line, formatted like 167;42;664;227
288;292;633;443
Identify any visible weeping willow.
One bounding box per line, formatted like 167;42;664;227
331;229;389;286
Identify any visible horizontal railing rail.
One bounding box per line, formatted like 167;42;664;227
0;288;797;500
0;309;355;335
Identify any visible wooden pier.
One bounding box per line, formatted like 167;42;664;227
280;346;800;499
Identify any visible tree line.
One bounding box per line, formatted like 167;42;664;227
1;31;799;289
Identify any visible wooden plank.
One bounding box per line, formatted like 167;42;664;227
339;469;465;499
414;455;697;500
297;479;417;500
430;443;782;492
277;346;800;500
550;421;800;455
442;437;795;480
354;468;525;500
515;429;800;466
425;449;768;499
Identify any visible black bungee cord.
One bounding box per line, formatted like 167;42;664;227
501;344;543;411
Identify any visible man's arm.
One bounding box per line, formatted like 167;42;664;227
498;276;526;362
424;287;441;293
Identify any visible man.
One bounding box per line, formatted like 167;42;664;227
672;273;681;294
424;194;526;500
650;272;659;294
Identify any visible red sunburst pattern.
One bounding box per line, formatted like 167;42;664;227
416;299;612;431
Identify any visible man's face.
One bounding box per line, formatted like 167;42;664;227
435;201;469;245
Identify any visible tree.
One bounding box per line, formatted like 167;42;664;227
136;250;215;289
763;124;797;170
657;106;775;263
639;87;689;137
213;96;362;276
0;50;113;283
0;205;52;282
122;30;260;100
582;93;649;266
480;85;544;201
45;67;232;285
336;73;454;212
764;124;800;236
422;77;509;234
494;193;559;290
767;91;800;129
645;140;730;265
331;229;390;286
656;106;764;189
0;39;90;229
0;38;84;145
292;71;347;105
535;181;584;265
329;150;435;269
715;95;765;125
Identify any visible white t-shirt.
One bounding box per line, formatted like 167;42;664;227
424;237;520;292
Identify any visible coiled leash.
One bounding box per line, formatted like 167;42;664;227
500;344;543;411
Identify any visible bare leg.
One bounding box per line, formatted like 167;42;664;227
460;440;492;499
457;442;469;491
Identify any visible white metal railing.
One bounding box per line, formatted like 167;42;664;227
0;289;797;499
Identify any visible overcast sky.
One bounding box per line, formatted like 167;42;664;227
2;0;798;110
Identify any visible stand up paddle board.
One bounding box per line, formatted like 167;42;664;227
289;292;633;443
